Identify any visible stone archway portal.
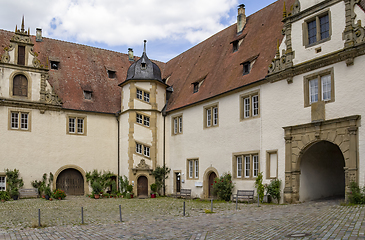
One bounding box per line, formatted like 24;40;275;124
283;115;359;203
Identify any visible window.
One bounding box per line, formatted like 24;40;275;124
50;61;59;70
135;142;151;158
304;68;334;107
136;113;150;127
13;75;28;97
187;159;199;179
0;176;6;191
232;41;239;52
234;152;259;179
136;88;150;103
204;104;218;128
83;90;92;100
266;151;278;179
303;12;331;47
9;111;30;131
242;62;250;75
193;82;199;93
107;70;116;78
18;46;25;65
67;116;86;135
241;91;259;120
172;115;183;135
192;76;205;94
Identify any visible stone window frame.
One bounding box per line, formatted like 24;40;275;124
136;88;150;104
186;158;199;180
171;114;183;135
303;67;335;107
0;174;6;191
135;141;151;159
136;112;151;128
8;108;31;132
302;9;332;48
83;90;92;100
240;90;260;121
50;61;60;70
203;103;219;129
266;150;278;179
9;72;32;100
232;151;260;180
66;115;87;136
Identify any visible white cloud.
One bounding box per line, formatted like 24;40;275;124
0;0;238;47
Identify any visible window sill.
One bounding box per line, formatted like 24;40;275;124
305;37;331;49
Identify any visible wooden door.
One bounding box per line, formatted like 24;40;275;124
209;172;217;198
175;172;181;193
137;176;148;196
13;75;27;96
56;169;84;195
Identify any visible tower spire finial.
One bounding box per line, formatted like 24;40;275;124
21;15;25;32
143;40;147;53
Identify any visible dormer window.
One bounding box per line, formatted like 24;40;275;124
17;46;25;65
232;41;239;52
141;62;146;69
108;70;116;78
51;61;59;70
83;90;92;100
193;82;199;93
242;62;250;75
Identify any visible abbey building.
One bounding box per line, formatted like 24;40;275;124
1;0;365;203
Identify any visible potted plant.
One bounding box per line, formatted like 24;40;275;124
53;189;66;200
10;187;19;200
91;181;102;199
150;183;157;198
0;191;10;202
127;184;133;198
44;186;52;200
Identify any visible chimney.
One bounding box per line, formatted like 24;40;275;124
128;48;134;61
36;28;42;42
237;4;246;33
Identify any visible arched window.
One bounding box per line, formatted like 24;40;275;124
13;75;28;97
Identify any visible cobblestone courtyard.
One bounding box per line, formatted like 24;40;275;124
0;197;364;239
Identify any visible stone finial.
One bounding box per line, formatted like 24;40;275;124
143;40;147;53
21;16;25;32
283;1;287;19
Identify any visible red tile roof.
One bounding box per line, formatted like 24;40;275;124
0;0;291;114
163;0;293;112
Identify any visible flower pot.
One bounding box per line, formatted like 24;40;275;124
151;193;156;198
58;197;62;200
12;195;19;200
130;194;133;198
94;194;100;199
45;195;50;200
1;199;5;203
49;198;53;201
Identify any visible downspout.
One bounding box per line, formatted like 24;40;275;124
163;113;166;196
115;111;121;191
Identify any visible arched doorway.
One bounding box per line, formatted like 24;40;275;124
299;141;345;201
56;168;84;195
137;176;148;196
208;172;217;198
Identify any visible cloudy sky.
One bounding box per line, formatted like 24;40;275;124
1;0;276;62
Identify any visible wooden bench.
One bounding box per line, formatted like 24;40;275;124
176;189;191;199
232;190;254;203
19;188;38;199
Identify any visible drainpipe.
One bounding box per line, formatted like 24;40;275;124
115;111;121;190
163;114;166;196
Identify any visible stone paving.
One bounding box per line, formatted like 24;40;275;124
0;197;364;239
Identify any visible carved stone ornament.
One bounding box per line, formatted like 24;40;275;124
0;44;14;63
45;89;62;105
343;0;365;47
291;0;301;15
136;159;150;169
11;34;32;45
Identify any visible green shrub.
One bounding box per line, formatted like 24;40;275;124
0;191;10;201
127;184;133;193
150;183;157;193
6;169;24;196
212;173;235;201
254;172;264;203
44;187;53;198
266;179;282;203
119;175;129;196
349;182;365;204
91;181;102;195
151;166;171;195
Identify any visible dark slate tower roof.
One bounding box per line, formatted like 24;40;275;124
126;40;162;82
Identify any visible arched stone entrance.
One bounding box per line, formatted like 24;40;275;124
137;175;148;196
56;168;84;195
54;165;88;195
299;141;345;201
203;167;218;199
283;115;359;203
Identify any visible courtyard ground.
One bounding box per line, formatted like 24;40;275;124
0;196;364;239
